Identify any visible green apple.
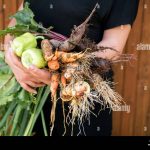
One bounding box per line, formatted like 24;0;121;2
21;48;47;69
11;32;37;57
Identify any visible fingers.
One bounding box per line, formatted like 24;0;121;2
9;48;24;69
27;81;45;88
28;65;51;84
12;68;45;94
20;83;37;94
5;48;26;72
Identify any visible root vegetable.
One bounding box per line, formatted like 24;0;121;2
61;81;90;102
64;62;80;79
52;55;58;61
50;39;63;49
56;51;84;63
92;74;123;108
41;39;54;61
59;3;99;52
61;95;73;102
50;73;60;97
61;73;67;88
48;60;60;71
90;58;111;74
74;81;90;96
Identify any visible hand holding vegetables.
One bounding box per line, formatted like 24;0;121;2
5;40;51;94
5;48;44;93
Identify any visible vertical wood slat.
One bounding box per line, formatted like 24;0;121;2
3;0;17;27
17;0;23;8
112;0;145;136
119;0;144;136
1;0;19;50
0;0;4;44
142;0;150;136
0;0;4;29
112;59;125;135
134;0;150;136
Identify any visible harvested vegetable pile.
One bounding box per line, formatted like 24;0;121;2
0;3;130;136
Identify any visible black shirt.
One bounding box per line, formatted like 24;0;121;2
24;0;139;136
25;0;139;43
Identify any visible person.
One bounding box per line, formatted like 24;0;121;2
4;0;139;136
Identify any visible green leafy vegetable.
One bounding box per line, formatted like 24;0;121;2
0;2;51;136
0;51;28;106
0;25;30;37
0;52;12;75
0;2;41;37
10;2;39;30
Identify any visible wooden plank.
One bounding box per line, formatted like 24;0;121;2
134;0;150;136
112;58;125;135
17;0;23;8
0;0;3;30
119;0;144;136
3;0;17;27
0;0;4;44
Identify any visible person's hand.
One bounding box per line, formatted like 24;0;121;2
5;48;51;94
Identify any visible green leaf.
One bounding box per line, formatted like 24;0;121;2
0;75;13;89
0;51;4;60
0;75;24;106
0;95;15;106
0;2;40;37
0;76;19;96
0;65;12;75
0;53;20;106
10;2;39;31
0;51;12;75
17;89;33;108
0;25;30;37
0;52;33;107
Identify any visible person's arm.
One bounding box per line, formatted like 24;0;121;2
93;0;139;60
93;24;131;60
4;3;51;94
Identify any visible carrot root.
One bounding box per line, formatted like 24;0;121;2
48;60;60;71
50;73;60;97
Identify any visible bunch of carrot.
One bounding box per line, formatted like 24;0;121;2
37;3;125;135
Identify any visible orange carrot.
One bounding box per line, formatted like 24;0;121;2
61;73;67;88
50;73;60;97
56;51;84;63
41;39;54;61
52;56;58;61
48;60;60;71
